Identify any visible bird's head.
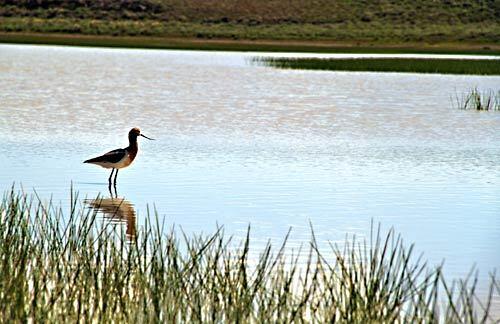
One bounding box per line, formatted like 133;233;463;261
129;127;154;141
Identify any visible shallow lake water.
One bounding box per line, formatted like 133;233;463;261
0;44;499;296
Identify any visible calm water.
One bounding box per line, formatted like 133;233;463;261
1;44;499;291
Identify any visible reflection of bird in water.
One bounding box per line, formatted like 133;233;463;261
85;194;136;240
83;127;154;189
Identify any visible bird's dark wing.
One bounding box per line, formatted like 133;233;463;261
84;148;126;164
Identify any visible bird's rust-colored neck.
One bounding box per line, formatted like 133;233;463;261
127;136;139;161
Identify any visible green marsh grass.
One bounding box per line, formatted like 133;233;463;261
1;17;499;45
454;88;500;111
1;32;500;55
0;189;498;322
254;57;500;75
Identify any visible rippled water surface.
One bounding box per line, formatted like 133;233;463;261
1;44;499;290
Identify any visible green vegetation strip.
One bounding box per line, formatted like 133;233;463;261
1;0;499;45
4;32;500;55
1;188;499;322
255;57;500;75
1;16;499;45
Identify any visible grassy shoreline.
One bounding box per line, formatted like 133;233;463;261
1;0;498;55
1;189;499;322
255;57;500;75
2;32;500;55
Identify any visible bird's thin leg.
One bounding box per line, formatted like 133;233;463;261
108;168;115;193
108;168;115;184
114;169;119;186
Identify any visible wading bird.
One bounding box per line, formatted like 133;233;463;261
84;127;154;187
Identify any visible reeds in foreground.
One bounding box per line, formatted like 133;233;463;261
454;88;500;111
0;189;498;322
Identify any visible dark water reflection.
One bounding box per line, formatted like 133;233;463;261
85;187;137;241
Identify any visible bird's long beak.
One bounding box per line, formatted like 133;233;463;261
140;134;155;140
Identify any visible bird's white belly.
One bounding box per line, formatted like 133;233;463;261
95;154;132;169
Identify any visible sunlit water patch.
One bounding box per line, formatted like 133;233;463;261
0;44;499;298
